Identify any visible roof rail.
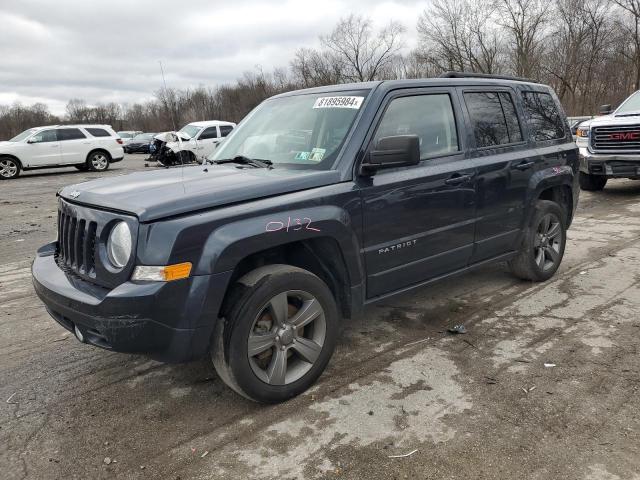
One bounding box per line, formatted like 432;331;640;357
439;71;536;84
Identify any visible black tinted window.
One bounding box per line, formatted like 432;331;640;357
499;93;523;143
58;128;86;141
373;94;459;159
219;125;233;137
85;128;110;137
199;127;218;140
522;92;566;141
30;129;58;143
465;92;523;147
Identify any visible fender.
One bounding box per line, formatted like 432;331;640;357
524;164;575;227
195;205;363;286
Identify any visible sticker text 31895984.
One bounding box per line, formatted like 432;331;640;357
313;96;364;109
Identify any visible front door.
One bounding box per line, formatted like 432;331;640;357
24;129;61;167
195;126;220;158
358;89;477;299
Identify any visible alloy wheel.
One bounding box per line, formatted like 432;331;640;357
0;159;18;178
91;154;108;170
247;290;326;386
534;213;562;271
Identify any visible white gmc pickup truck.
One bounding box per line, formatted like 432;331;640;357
576;91;640;191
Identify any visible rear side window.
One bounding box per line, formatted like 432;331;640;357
373;94;459;159
199;127;218;140
522;92;566;141
220;125;234;137
464;92;523;147
85;128;111;137
58;128;86;141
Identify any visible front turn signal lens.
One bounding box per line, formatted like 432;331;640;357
131;262;192;282
576;127;589;138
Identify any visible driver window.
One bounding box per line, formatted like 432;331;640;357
373;94;459;160
30;130;58;143
199;127;218;140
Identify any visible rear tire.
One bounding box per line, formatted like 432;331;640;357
579;172;607;191
509;200;566;282
0;157;20;180
212;265;339;403
87;151;110;172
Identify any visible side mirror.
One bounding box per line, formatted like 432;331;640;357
599;104;613;115
360;135;420;175
27;138;36;144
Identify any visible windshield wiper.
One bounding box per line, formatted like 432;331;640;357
212;155;273;169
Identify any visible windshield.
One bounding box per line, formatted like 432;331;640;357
208;90;369;170
178;125;202;139
118;132;135;138
616;91;640;115
9;128;37;142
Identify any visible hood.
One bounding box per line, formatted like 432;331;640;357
0;141;16;149
154;131;191;142
58;165;341;222
582;114;640;128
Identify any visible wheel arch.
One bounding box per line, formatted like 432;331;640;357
528;166;575;227
219;237;354;320
0;154;23;168
86;148;112;163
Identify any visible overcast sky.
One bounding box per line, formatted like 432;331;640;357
0;0;429;115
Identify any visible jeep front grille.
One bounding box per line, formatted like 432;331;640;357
592;125;640;152
57;209;97;277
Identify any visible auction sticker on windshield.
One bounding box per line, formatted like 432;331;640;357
313;96;364;109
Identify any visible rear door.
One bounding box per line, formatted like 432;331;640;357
358;88;477;298
58;128;90;164
24;129;62;167
460;88;539;263
195;126;220;157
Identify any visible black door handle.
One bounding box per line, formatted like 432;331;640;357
513;161;535;171
444;174;472;186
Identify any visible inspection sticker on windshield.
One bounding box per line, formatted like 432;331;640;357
313;96;364;109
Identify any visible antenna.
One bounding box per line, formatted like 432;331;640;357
158;60;186;184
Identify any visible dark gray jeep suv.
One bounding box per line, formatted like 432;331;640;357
32;73;579;403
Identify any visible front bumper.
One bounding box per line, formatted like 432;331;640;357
579;148;640;178
32;242;232;363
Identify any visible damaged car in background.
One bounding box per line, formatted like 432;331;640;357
149;120;235;166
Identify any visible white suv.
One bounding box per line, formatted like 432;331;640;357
157;120;236;161
0;125;125;180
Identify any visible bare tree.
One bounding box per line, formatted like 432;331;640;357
417;0;504;74
614;0;640;89
321;14;405;82
495;0;549;79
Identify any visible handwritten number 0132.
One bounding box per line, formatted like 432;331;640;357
265;217;320;233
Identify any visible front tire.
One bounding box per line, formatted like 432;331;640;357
213;265;339;403
509;200;567;282
0;157;20;179
87;151;110;172
579;172;607;191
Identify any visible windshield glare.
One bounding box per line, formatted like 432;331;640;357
178;125;202;139
616;91;640;114
208;90;369;169
9;128;37;142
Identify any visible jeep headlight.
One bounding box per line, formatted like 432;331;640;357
107;221;132;268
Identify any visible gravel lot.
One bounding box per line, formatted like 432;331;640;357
2;155;640;480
